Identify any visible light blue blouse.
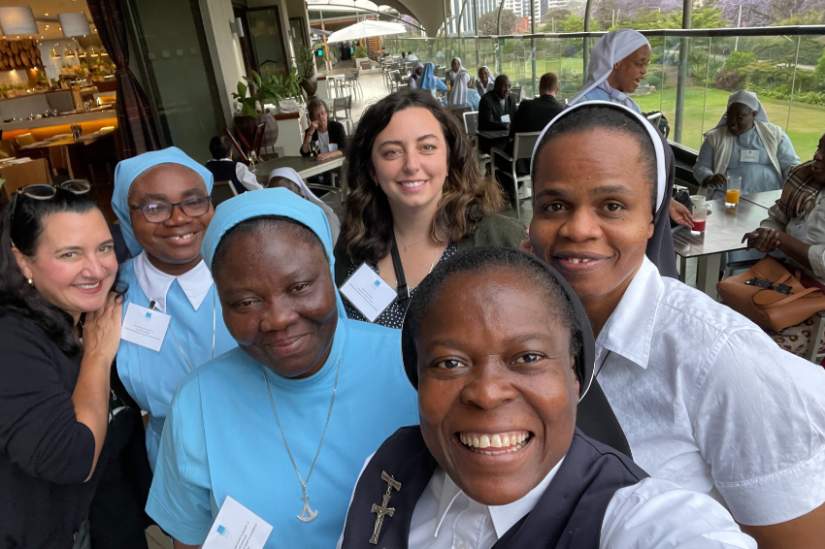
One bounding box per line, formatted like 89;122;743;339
117;259;236;466
693;126;799;195
145;319;419;548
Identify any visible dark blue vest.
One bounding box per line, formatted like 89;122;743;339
205;159;246;194
341;427;646;549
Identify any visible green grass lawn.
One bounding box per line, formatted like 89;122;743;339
498;58;824;159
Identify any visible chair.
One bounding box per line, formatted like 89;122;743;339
332;95;353;135
211;179;238;207
462;110;491;175
491;131;541;219
345;69;363;101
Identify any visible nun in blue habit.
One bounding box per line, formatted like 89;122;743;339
112;146;237;467
146;188;419;548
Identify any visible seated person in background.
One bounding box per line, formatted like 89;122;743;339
474;65;495;96
478;74;517;153
418;63;447;98
743;133;825;357
407;63;423;89
205;135;263;194
528;100;825;549
407;51;418;62
300;97;347;162
339;247;756;549
268;166;341;243
693;90;799;196
494;72;564;201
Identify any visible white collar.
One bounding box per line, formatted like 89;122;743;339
596;256;663;369
431;457;565;540
133;251;214;313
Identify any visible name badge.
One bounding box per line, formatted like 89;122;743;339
740;148;760;163
500;114;511;124
120;302;171;352
340;263;397;322
202;496;273;549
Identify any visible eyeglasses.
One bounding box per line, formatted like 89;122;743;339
129;195;211;223
9;180;92;230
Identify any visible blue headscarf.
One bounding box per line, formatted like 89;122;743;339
112;146;214;257
419;63;446;93
201;187;345;318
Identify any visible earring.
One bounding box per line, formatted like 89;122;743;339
26;277;33;286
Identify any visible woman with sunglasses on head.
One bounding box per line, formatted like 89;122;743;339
0;181;123;547
111;147;236;469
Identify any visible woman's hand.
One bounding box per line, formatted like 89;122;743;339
83;292;122;364
669;200;694;227
742;227;783;253
703;173;727;187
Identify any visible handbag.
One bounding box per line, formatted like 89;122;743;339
717;256;825;332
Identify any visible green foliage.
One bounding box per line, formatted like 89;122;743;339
354;44;368;58
231;69;300;116
477;9;517;35
815;50;825;89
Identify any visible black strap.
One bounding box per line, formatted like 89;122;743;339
390;233;410;305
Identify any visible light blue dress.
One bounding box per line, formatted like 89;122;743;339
117;259;236;466
145;187;420;549
693;126;799;195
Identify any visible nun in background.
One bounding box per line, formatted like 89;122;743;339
474;65;495;96
445;57;471;107
569;28;651;113
111;146;237;468
146;189;418;548
268;166;341;243
693;89;799;196
418;62;447;98
338;247;755;549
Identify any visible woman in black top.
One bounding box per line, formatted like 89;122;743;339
0;182;122;547
300;97;347;161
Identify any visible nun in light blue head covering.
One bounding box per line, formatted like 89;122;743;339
111;146;235;468
418;62;447;96
112;146;215;256
146;188;418;549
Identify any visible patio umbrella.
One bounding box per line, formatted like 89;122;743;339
327;20;405;43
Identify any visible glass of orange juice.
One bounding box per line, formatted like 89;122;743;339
725;175;742;209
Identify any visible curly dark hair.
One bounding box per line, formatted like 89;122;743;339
0;189;99;355
340;88;504;266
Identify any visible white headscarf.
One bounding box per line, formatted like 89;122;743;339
569;29;651;108
268;167;341;243
715;89;769;128
447;57;470;107
531;100;666;212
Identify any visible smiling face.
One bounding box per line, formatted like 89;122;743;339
14;209;117;320
214;221;338;379
726;102;756;136
129;163;214;275
529;128;654;316
417;267;579;505
370;106;448;217
608;45;650;94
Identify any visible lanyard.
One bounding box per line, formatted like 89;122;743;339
390;233;410;305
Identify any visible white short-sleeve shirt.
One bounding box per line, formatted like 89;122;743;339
596;256;825;525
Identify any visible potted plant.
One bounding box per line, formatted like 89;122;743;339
231;70;280;156
295;45;318;99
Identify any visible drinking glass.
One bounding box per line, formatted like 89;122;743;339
690;195;707;235
725;175;742;209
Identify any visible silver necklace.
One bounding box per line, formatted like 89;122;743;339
262;352;342;523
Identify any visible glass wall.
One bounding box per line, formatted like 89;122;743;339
388;28;825;160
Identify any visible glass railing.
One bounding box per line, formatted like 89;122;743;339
387;26;825;160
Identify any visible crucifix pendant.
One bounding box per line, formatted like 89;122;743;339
369;470;402;544
297;491;319;523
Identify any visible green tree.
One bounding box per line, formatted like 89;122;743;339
477;9;517;36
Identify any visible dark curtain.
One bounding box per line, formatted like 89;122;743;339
87;0;162;158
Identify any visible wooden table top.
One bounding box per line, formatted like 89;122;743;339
20;126;115;150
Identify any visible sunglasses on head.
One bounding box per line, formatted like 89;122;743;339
8;180;92;230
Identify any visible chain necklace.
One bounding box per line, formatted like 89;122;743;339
262;352;342;523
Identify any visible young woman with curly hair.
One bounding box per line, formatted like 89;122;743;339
334;88;524;328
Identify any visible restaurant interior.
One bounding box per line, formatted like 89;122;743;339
0;1;116;207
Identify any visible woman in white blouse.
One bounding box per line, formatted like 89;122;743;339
528;101;825;549
743;132;825;356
